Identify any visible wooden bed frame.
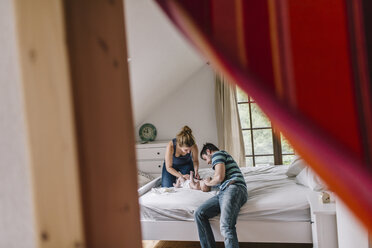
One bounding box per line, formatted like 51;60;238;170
141;220;312;243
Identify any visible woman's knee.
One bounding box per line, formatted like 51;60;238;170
161;176;175;187
161;180;174;187
161;174;175;187
161;167;176;187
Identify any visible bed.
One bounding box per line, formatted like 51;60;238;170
138;164;314;244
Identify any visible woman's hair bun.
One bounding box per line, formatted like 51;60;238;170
177;125;195;147
182;125;192;134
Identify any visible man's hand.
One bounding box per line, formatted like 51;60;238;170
203;177;211;183
203;163;225;187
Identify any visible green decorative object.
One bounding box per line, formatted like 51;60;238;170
139;123;157;142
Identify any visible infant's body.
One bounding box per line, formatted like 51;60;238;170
173;171;211;192
178;179;193;189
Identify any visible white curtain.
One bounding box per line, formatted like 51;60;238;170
215;73;246;167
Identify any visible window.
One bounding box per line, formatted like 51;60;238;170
236;87;295;166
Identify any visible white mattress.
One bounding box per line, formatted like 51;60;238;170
139;165;312;222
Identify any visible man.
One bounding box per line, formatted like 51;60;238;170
195;143;248;248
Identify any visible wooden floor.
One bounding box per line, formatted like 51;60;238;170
142;241;312;248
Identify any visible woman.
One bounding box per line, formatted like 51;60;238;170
161;126;200;187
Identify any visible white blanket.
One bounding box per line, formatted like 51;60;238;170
139;165;311;222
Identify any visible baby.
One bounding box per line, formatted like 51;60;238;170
173;171;211;192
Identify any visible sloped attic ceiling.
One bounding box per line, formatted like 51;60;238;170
124;0;206;127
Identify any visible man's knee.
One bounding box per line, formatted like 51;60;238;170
194;207;206;221
220;224;236;238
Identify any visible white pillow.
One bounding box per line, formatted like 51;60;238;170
286;156;306;177
295;166;327;191
137;170;155;188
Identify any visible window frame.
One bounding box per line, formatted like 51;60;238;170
237;93;295;166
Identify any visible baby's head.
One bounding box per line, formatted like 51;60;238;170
199;180;211;192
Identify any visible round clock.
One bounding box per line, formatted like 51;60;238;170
139;123;157;142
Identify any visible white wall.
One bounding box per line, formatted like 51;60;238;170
136;65;218;168
0;1;37;247
124;0;205;126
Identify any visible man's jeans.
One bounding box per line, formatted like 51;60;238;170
194;184;248;248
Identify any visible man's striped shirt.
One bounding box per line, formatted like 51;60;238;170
211;150;246;190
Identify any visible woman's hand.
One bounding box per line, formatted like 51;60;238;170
178;176;186;183
182;174;190;180
194;171;200;180
191;144;200;179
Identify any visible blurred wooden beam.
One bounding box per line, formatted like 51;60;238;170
14;0;85;247
64;0;142;247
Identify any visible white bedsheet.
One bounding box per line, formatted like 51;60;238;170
139;165;311;222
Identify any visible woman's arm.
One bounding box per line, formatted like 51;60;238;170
191;144;200;179
189;172;199;190
204;163;225;186
164;141;184;179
